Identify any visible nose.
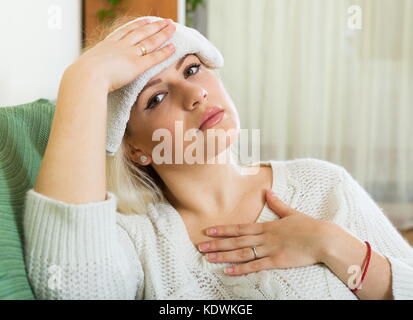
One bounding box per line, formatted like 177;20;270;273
184;88;208;111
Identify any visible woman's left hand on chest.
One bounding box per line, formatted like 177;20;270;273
197;189;338;275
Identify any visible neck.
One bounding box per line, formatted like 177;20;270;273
153;152;256;221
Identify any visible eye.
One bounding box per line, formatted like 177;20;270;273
145;92;168;110
185;63;201;78
144;63;202;110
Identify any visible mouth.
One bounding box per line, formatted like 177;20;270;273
199;106;225;130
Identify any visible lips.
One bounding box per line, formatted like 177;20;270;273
199;106;224;129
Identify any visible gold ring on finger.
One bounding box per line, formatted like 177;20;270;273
251;245;258;260
137;43;147;56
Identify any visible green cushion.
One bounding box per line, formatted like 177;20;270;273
0;98;56;299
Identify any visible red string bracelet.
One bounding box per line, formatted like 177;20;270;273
351;241;372;294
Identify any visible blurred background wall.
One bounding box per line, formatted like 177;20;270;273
0;0;82;107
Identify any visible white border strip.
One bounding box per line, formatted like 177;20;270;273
177;0;186;25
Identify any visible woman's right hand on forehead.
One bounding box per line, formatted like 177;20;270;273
72;18;176;93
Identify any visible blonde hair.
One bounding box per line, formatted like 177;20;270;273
85;14;235;215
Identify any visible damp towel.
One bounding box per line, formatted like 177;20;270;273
105;16;224;156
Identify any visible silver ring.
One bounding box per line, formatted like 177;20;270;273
251;245;258;260
137;43;147;56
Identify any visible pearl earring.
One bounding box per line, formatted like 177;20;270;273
140;155;148;163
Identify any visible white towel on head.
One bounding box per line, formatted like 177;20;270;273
105;16;224;156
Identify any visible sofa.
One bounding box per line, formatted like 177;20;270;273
0;98;56;299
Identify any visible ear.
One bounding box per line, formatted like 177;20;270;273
265;189;295;218
123;139;140;164
123;139;134;160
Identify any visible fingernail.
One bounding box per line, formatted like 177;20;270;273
225;267;234;273
207;228;217;235
198;243;210;251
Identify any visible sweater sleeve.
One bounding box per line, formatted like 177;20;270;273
334;168;413;300
23;188;144;300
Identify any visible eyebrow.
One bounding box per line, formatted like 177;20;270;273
139;54;192;96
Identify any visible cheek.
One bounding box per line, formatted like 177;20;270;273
127;116;157;150
206;81;239;126
152;113;180;135
147;117;182;151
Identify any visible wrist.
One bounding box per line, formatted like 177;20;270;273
319;221;366;268
318;221;349;265
64;61;110;93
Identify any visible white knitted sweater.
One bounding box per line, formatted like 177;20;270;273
23;158;413;300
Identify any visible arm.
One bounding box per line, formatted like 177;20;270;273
320;168;413;300
23;188;144;300
33;64;109;204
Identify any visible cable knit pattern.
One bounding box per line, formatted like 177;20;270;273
23;158;413;300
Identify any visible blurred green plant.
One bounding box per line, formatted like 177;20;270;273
97;0;126;24
96;0;206;27
186;0;206;27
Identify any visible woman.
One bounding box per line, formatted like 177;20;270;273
24;15;413;300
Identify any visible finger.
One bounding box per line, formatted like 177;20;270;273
224;257;274;276
125;19;175;47
206;245;265;263
120;20;175;45
265;189;295;217
205;222;267;237
138;43;176;71
105;18;152;42
198;234;262;253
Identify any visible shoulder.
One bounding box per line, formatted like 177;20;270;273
279;157;346;185
281;157;345;175
114;206;155;245
272;158;348;201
